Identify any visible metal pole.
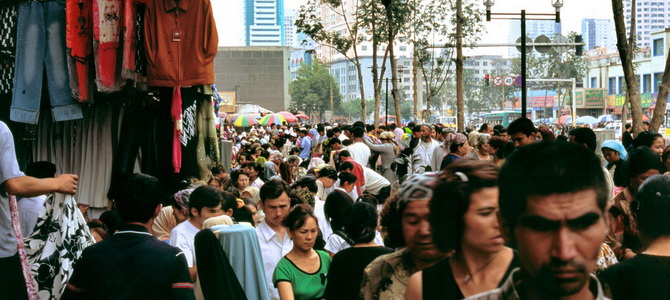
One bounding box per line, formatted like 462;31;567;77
385;78;389;125
501;83;505;110
521;9;527;118
572;78;577;127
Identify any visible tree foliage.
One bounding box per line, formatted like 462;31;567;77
289;61;342;118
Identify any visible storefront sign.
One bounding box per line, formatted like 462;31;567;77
218;91;237;113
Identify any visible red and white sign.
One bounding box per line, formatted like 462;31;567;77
493;76;503;86
504;76;514;86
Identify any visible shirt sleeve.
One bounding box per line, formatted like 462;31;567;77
0;122;25;184
272;258;293;288
169;230;194;267
170;250;196;300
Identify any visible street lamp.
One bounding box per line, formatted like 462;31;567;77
552;0;563;22
483;0;494;21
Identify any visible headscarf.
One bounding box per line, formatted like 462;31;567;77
173;189;194;216
444;133;467;150
380;131;400;155
397;172;438;206
308;157;325;170
601;140;628;160
241;186;260;204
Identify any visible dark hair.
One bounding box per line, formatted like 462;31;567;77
498;142;608;245
494;124;504;132
324;190;354;231
233;205;255;224
221;191;238;213
507;117;534;137
189;186;224;216
353;127;365;138
431;160;499;252
25;161;56;179
87;219;109;240
625;146;664;179
569;127;597;152
211;165;226;176
479;123;490;133
340;161;354;172
634;175;670;239
113;173;164;223
279;163;293;184
338;171;357;185
238;152;251;163
245;161;264;173
326;129;334;138
380;192;405;248
633;131;664;149
329;137;341;145
390;123;397;130
99;210;123;235
332;127;342;133
538;126;556;142
344;202;378;244
625;124;632;129
339;150;351;158
260;179;290;203
230;169;249;189
283;204;318;231
488;136;507;159
317;166;338;180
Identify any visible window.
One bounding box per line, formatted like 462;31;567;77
653;38;664;56
483;61;488;66
361;45;367;51
608;77;617;95
399;46;407;51
654;72;664;93
590;77;598;88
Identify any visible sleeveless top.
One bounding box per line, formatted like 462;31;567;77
422;251;520;300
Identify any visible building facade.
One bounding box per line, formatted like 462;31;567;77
582;19;616;50
625;0;670;48
246;0;285;46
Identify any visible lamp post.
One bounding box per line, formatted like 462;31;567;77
485;0;562;119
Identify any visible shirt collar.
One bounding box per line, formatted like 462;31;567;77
499;268;608;300
258;220;285;242
164;0;189;12
115;224;153;236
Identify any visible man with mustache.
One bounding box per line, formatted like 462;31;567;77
466;141;609;300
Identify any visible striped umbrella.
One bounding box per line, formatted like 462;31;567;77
295;113;310;119
277;111;298;123
233;115;258;127
259;114;286;126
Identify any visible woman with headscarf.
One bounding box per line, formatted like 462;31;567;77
360;173;449;300
468;134;492;161
606;146;664;261
363;131;400;184
241;186;260;205
601;140;628;188
441;133;472;170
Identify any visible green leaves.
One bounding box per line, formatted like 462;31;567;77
289;60;342;116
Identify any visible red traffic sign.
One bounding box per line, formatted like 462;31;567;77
493;76;503;86
514;75;522;86
504;76;514;86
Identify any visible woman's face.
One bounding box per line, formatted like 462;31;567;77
237;174;250;189
289;217;318;252
487;145;498;156
651;137;665;155
401;199;443;262
246;204;259;225
461;187;504;253
208;180;222;190
478;142;489;154
458;141;472;156
172;206;188;223
601;148;620;164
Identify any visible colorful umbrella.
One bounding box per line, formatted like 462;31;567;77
233;115;258;127
558;115;572;125
259;114;286;126
598;114;615;122
295;113;310;119
277;111;298;123
576;116;599;124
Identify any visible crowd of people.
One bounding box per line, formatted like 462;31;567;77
3;117;670;300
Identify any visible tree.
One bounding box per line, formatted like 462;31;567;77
297;0;368;121
612;0;644;134
289;61;342;120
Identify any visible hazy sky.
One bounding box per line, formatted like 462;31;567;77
285;0;616;56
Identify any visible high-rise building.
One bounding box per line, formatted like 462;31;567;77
624;0;670;48
508;19;561;58
581;19;616;50
246;0;285;46
285;9;298;48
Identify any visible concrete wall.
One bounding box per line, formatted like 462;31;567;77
214;47;291;112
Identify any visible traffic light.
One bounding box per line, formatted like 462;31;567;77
484;74;490;86
575;34;583;56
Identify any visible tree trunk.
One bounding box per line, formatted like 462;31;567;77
612;0;643;135
651;49;670;131
455;0;464;132
372;20;380;129
386;4;400;124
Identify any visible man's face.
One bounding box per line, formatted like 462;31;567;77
344;130;352;139
486;125;494;135
511;132;535;148
245;166;258;178
500;132;509;142
643;123;650;131
191;203;224;227
331;142;342;150
420;126;432;141
514;189;606;297
260;192;291;228
341;181;355;193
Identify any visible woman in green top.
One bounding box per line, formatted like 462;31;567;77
273;204;331;300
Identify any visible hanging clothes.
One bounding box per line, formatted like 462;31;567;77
24;194;96;299
65;0;93;102
121;0;137;80
11;0;83;124
194;229;247;300
211;224;271;300
195;87;219;180
0;3;18;95
92;0;125;92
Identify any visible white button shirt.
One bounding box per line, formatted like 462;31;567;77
256;220;293;300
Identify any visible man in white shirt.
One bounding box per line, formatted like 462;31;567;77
169;186;225;282
256;180;293;300
414;124;441;173
361;166;390;196
345;127;371;167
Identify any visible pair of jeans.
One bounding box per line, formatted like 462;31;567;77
11;0;83;124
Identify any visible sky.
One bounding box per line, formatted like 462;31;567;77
284;0;615;56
